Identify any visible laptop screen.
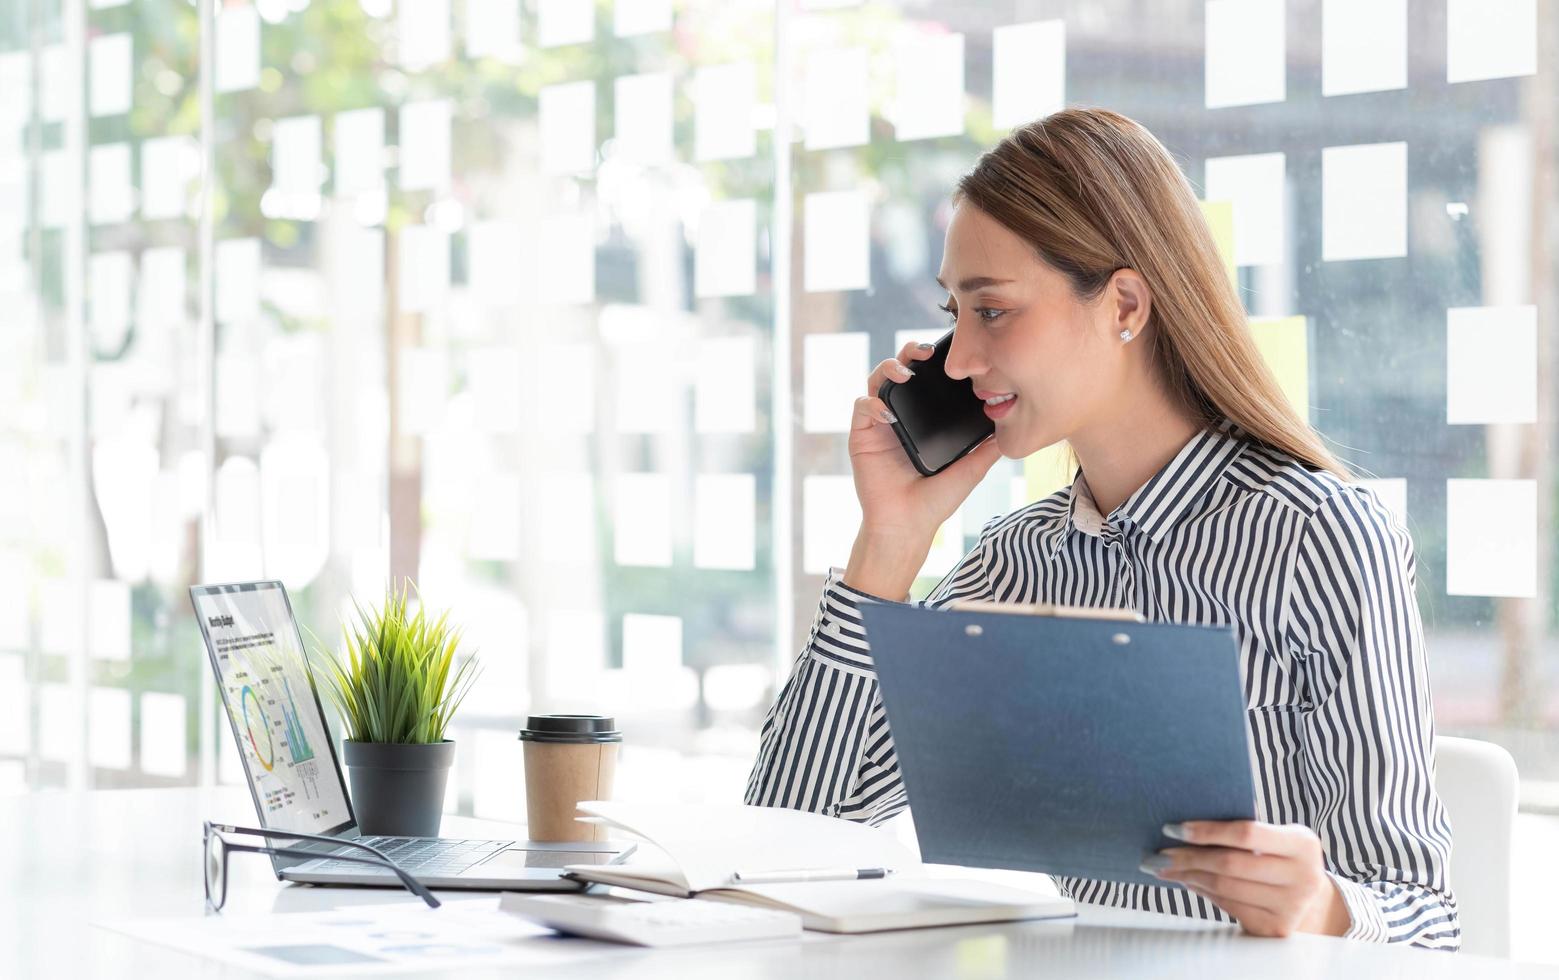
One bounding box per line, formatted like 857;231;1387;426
192;582;354;837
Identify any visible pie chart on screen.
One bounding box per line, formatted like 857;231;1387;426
241;685;276;772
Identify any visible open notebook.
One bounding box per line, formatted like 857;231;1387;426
559;801;1075;934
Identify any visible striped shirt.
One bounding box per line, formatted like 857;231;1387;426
746;418;1459;950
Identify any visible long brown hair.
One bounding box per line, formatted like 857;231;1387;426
954;108;1351;482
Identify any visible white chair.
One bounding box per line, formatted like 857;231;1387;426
1434;735;1519;957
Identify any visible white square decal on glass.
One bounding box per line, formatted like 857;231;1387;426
137;246;186;329
803;475;861;576
694;198;756;298
613;341;682;434
695;336;756;434
88;578;131;661
803;47;868;150
216;4;261;93
1446;479;1536;597
89;34;132;117
803;331;868;433
1321;0;1406;96
0;655;26;753
615;0;672;37
694;474;756;570
892;30;964;141
1446;305;1537;424
539;470;592;560
992;20;1065;130
465;0;523;62
533;343;595;435
334;107;385;196
694;61;756;162
89;686;132;770
40;45;74;123
467;220;523;309
271;115;323;196
920;508;964;579
538;473;596;563
399;99;452;191
803;189;870;293
140;691;187;778
39;683;78;762
538;0;594;47
141;137;199;220
468;345;522;432
396;346;449;435
1204;152;1286;267
1447;0;1536;83
397;0;450;71
215;237;261;325
622;613;682;672
89;251;132;354
614;473;673;567
540;81;596;175
613;72;673;167
1204;0;1285;109
89;143;133;225
621;614;696;711
1321;142;1406;261
546;609;607;701
467;473;521;561
40;148;69;229
538;212;595;306
397;224;451;313
1354;478;1407;532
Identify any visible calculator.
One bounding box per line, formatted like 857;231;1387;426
498;892;802;947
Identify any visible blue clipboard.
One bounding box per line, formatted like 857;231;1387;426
859;601;1256;889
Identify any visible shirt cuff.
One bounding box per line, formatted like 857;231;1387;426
823;566;911;604
806;567;907;673
1328;873;1388;943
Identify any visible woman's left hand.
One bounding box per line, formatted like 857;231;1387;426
1141;820;1353;938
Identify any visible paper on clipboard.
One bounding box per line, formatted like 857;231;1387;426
947;599;1144;623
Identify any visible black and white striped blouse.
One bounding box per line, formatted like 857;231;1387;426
746;418;1459;950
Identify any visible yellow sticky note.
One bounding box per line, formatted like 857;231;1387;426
1249;315;1309;420
1022;442;1074;504
1199;199;1237;289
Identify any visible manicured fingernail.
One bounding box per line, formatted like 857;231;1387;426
895;363;915;378
880;409;898;424
917;342;935;350
1162;822;1189;841
1139;855;1173;873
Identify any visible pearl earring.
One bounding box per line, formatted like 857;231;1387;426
1119;328;1134;343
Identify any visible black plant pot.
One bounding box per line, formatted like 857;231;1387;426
341;739;455;838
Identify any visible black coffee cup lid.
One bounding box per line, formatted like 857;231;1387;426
518;714;622;744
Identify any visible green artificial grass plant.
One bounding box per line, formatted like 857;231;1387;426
311;581;480;744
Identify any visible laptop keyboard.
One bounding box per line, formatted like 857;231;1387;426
308;837;512;877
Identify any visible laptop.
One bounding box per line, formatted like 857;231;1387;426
190;580;635;890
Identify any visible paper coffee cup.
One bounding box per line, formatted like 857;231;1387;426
518;714;621;842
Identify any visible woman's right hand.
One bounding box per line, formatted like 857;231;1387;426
845;340;1003;593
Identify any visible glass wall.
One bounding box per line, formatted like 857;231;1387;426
3;0;1556;812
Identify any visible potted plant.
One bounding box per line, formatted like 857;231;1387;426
310;581;479;837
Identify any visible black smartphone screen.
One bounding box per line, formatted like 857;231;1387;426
877;329;995;476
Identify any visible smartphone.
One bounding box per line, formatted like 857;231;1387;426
877;329;995;477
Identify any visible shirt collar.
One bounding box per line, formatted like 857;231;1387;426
1049;418;1248;557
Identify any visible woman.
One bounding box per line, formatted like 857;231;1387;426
745;109;1458;950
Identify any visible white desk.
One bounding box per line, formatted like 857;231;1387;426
4;787;1555;979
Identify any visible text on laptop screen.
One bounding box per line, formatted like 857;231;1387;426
193;584;352;834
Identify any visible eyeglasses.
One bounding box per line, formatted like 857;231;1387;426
202;821;441;913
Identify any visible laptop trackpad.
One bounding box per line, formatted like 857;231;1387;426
479;847;621;871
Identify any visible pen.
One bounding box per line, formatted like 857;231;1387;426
730;867;893;885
